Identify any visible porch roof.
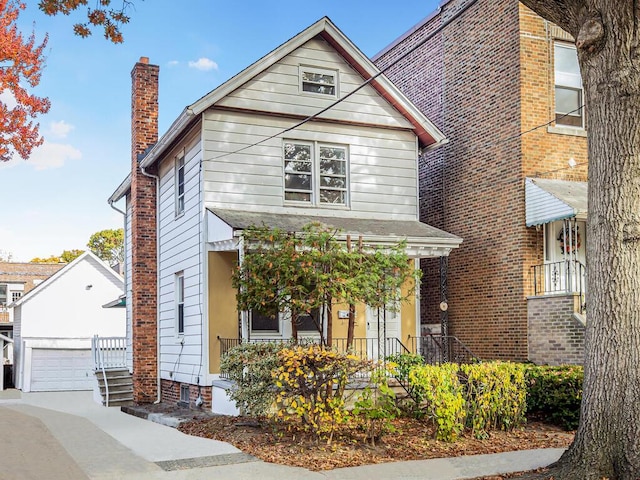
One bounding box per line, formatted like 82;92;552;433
525;178;588;227
206;208;462;258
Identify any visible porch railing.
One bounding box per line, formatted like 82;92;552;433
407;334;478;364
531;260;586;313
91;335;127;371
217;336;414;379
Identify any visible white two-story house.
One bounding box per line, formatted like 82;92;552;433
109;17;462;412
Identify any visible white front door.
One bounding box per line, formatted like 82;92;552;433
366;305;400;361
544;219;586;294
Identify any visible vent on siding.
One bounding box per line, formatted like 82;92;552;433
179;384;190;406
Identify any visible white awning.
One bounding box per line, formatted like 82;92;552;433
525;178;588;227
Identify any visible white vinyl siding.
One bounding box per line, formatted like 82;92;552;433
157;130;204;384
216;37;413;130
202;111;418;219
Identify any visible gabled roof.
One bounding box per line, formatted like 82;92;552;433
138;16;446;172
10;251;124;308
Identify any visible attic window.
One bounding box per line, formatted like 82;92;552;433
300;66;337;97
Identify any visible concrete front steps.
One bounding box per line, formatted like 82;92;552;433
95;368;133;407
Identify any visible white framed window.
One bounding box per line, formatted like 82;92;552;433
554;42;583;128
176;272;185;335
175;152;185;216
299;66;338;97
0;285;6;306
284;141;348;206
11;291;22;302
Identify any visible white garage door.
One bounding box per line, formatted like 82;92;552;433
30;348;94;391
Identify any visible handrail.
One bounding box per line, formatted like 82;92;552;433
407;334;478;364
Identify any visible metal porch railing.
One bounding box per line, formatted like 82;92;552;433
531;260;586;313
217;336;412;378
407;334;478;364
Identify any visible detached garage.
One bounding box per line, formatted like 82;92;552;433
12;252;125;393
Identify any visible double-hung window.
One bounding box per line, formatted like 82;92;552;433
176;272;184;335
284;141;348;206
554;42;584;128
0;285;6;306
175;152;185;216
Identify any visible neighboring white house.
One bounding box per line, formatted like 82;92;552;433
12;252;125;392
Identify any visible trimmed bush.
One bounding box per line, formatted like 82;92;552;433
408;363;466;441
526;364;583;430
460;362;527;438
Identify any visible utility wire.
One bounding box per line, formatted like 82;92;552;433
210;0;479;161
484;105;585;149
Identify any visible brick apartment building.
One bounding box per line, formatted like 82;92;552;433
374;0;588;364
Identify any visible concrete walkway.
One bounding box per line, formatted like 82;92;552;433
0;389;564;480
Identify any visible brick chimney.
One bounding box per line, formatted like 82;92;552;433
130;56;159;403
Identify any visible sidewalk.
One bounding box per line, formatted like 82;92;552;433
0;389;564;479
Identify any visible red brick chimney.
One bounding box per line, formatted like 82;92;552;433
130;56;159;403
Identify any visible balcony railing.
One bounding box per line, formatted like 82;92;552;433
531;260;586;312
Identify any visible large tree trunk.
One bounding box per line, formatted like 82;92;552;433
520;1;640;478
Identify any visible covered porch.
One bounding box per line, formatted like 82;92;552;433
525;177;588;365
206;208;463;374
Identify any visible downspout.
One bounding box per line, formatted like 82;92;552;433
140;165;162;404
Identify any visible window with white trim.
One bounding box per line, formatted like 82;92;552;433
299;66;337;97
0;285;6;306
176;272;184;335
11;291;22;302
554;42;584;128
284;141;348;206
175;152;185;215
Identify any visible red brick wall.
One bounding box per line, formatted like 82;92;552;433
130;57;159;403
376;0;588;361
377;0;524;360
161;379;212;410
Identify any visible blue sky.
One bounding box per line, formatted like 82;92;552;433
1;0;440;262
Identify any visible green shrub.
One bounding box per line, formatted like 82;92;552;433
460;362;527;438
525;364;583;430
353;366;400;446
220;341;292;416
408;363;466;441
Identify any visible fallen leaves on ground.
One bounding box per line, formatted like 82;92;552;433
178;415;573;472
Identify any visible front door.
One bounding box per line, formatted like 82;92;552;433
366;305;400;361
544;219;586;294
